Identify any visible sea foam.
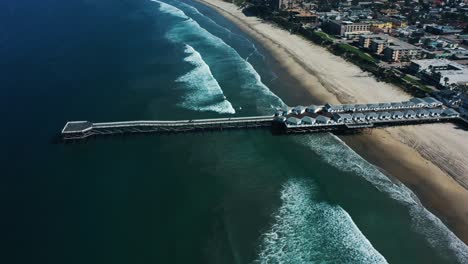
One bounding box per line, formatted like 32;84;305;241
153;0;285;114
299;133;468;262
255;178;388;263
176;44;235;114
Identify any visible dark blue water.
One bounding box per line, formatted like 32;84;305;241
1;0;467;263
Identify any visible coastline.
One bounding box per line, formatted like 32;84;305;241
195;0;468;244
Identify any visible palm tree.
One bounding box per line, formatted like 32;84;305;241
443;76;449;87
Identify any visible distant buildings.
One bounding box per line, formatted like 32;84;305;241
409;59;468;86
359;34;422;62
425;25;463;35
323;20;370;37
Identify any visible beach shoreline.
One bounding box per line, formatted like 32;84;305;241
195;0;468;244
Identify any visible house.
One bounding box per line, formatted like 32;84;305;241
275;116;287;122
316;115;332;124
378;103;391;109
442;108;459;117
429;109;442;117
366;112;379;121
392;111;404;119
306;105;322;113
422;97;442;107
301;116;316;125
379;112;392;120
324;103;344;113
281;106;292;115
332;113;343;123
402;101;416;108
404;110;417;118
417;109;430;118
353;113;366;122
355;104;368;111
409;98;427;107
338;113;353;123
286;117;302;125
390;102;404;109
292;105;306;115
368;104;380;111
343;104;356;112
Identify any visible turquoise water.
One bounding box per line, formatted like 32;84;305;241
1;0;467;263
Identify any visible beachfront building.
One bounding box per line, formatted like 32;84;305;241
337;113;353;123
306;105;322;113
409;98;427;107
378;103;392;110
404;110;417;118
332;113;343;123
422;97;443;107
301;116;316;125
353;113;366;122
286;117;302;125
379;112;392;120
343;104;356;112
281;106;293;115
442;108;460;117
392;111;404;119
429;109;442;117
323;20;371;37
359;34;421;62
417;109;430;118
324;103;345;113
292;105;306;115
409;59;468;87
316;115;332;124
384;41;421;62
366;112;379;121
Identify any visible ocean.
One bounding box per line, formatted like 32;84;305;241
0;0;467;263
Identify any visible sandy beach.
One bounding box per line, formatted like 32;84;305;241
196;0;468;243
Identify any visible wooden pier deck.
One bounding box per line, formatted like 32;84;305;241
60;97;465;141
61;116;275;140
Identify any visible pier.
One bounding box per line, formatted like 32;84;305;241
61;97;464;140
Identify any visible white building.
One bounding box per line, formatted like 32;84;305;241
301;116;316;125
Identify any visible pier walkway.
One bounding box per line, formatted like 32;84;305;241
61;116;274;140
60;97;465;141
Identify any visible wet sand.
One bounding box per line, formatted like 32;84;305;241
197;0;468;244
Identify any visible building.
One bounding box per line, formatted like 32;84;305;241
292;105;306;115
366;112;379;121
301;116;316;125
404;110;417;118
316;115;332;124
459;94;468;117
409;59;468;86
324;20;370;37
306;105;322;113
442;108;460;117
359;34;422;61
353;113;366;122
379;112;392;119
392;111;404;119
384;41;421;62
425;25;463;35
286;117;301;125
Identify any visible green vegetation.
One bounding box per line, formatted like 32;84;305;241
335;43;377;64
313;31;335;42
402;75;432;93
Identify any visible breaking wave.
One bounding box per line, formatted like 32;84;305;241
255;178;387;263
298;133;468;262
176;44;235;114
152;0;284;114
